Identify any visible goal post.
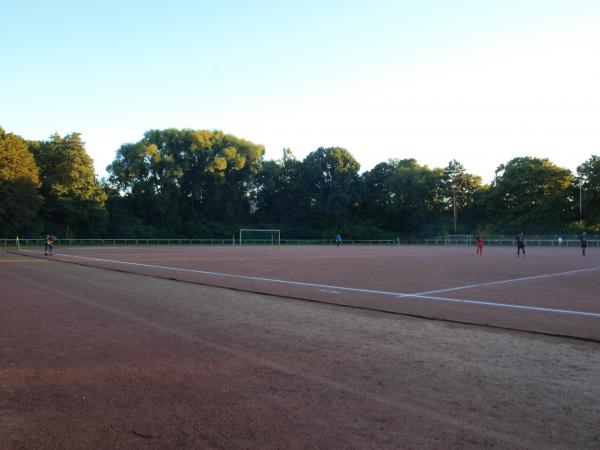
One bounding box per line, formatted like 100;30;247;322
444;234;473;245
239;229;281;246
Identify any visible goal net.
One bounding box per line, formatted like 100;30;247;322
239;229;280;246
444;234;473;245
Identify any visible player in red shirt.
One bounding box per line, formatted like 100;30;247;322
476;234;484;256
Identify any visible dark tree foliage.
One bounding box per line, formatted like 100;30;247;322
2;125;599;239
486;157;575;232
0;128;42;237
30;133;107;237
577;155;600;227
103;131;600;237
253;149;309;225
299;147;362;230
442;160;483;233
108;129;264;237
361;159;445;235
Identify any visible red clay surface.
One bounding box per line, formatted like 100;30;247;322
2;250;600;449
16;244;600;341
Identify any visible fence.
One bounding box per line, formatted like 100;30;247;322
0;238;234;247
1;238;598;247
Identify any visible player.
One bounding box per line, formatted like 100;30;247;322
580;231;587;256
516;231;525;257
335;233;342;247
44;234;55;255
476;233;484;256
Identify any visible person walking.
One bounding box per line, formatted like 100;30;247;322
335;233;342;247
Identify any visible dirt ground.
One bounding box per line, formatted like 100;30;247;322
17;244;600;340
1;252;600;449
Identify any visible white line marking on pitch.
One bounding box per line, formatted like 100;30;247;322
415;267;600;296
319;289;341;294
395;293;600;317
21;250;600;319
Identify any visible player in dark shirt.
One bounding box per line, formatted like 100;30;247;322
516;232;525;257
580;231;587;256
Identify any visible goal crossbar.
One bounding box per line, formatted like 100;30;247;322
444;234;473;245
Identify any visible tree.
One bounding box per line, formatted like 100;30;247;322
254;149;308;225
443;160;483;232
185;130;264;224
107;129;264;236
443;160;483;210
385;159;445;234
360;161;398;230
300;147;362;229
108;138;183;234
577;155;600;228
31;133;107;237
0;127;42;237
361;159;446;235
487;157;574;232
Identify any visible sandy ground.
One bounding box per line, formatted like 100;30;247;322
1;252;599;449
17;244;600;340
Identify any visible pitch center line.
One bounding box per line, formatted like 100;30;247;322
21;250;600;319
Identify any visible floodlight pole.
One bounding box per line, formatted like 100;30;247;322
452;185;457;234
579;182;583;227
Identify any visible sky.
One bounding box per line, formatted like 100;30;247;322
2;0;599;183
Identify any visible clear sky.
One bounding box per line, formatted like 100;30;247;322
2;0;599;182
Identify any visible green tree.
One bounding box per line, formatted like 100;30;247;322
254;148;311;226
0;127;42;237
301;147;362;229
108;138;182;235
184;130;264;224
359;161;398;230
443;160;483;232
108;129;264;236
361;159;445;235
487;157;574;232
443;160;483;210
464;185;494;233
386;159;445;234
31;133;107;237
577;155;600;229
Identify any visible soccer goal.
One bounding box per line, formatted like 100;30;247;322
239;229;281;246
444;234;473;245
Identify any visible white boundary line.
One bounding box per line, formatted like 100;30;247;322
416;267;600;295
22;250;600;319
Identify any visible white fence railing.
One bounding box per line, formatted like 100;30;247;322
1;238;597;247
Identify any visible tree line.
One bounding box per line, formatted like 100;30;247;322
1;126;599;239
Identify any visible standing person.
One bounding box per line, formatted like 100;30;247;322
335;233;342;247
45;234;55;256
516;231;526;257
580;231;587;256
476;233;484;256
